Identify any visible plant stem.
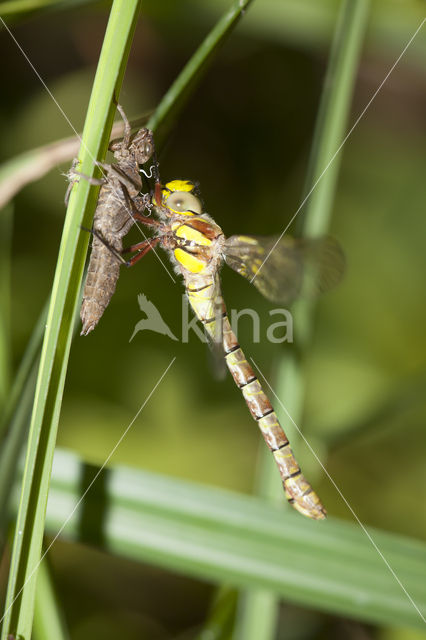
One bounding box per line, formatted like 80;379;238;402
234;1;371;637
1;2;142;637
147;0;254;140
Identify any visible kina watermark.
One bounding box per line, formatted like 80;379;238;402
129;293;293;344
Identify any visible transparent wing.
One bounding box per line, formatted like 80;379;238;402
223;234;345;305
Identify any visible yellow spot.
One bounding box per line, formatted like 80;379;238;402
174;248;206;273
284;475;308;495
244;389;263;398
237;236;258;245
189;289;211;301
279;450;293;459
175;224;212;246
259;421;279;430
165;180;195;193
226;353;247;366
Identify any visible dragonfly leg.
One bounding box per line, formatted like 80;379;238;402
97;162;142;194
154;180;162;206
80;226;127;265
122;188;161;229
70;167;106;187
114;103;132;148
123;236;161;267
65;159;106;205
131;211;161;227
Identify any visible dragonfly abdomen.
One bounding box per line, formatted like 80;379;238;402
80;236;122;335
222;315;326;520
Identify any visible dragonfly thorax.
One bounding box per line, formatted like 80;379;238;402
154;179;225;275
171;217;224;275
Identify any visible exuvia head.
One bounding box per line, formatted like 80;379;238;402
109;128;154;165
130;129;155;165
156;179;203;215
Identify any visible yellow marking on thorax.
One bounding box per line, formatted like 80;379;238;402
172;222;212;246
174;248;206;273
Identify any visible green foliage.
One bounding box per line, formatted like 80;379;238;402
41;448;426;630
0;0;425;638
1;2;142;637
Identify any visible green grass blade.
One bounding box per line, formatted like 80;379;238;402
0;0;255;208
0;299;48;438
0;204;12;413
1;1;259;633
0;297;82;542
1;2;142;637
0;279;84;543
0;0;97;20
41;449;426;630
235;1;371;637
273;0;371;496
0;364;37;541
234;590;278;640
195;587;238;640
33;558;68;640
147;0;254;140
300;0;371;236
273;0;371;516
0;283;85;544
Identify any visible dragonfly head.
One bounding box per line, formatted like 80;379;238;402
155;179;203;216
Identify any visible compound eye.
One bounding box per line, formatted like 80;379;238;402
143;141;153;156
166;191;202;214
137;141;153;162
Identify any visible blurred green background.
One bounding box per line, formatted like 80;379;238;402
0;0;425;638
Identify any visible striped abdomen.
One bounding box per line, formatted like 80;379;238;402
186;274;326;520
222;315;326;519
80;180;144;335
80;235;122;336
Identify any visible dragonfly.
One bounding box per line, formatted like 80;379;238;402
74;104;156;335
117;178;344;519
